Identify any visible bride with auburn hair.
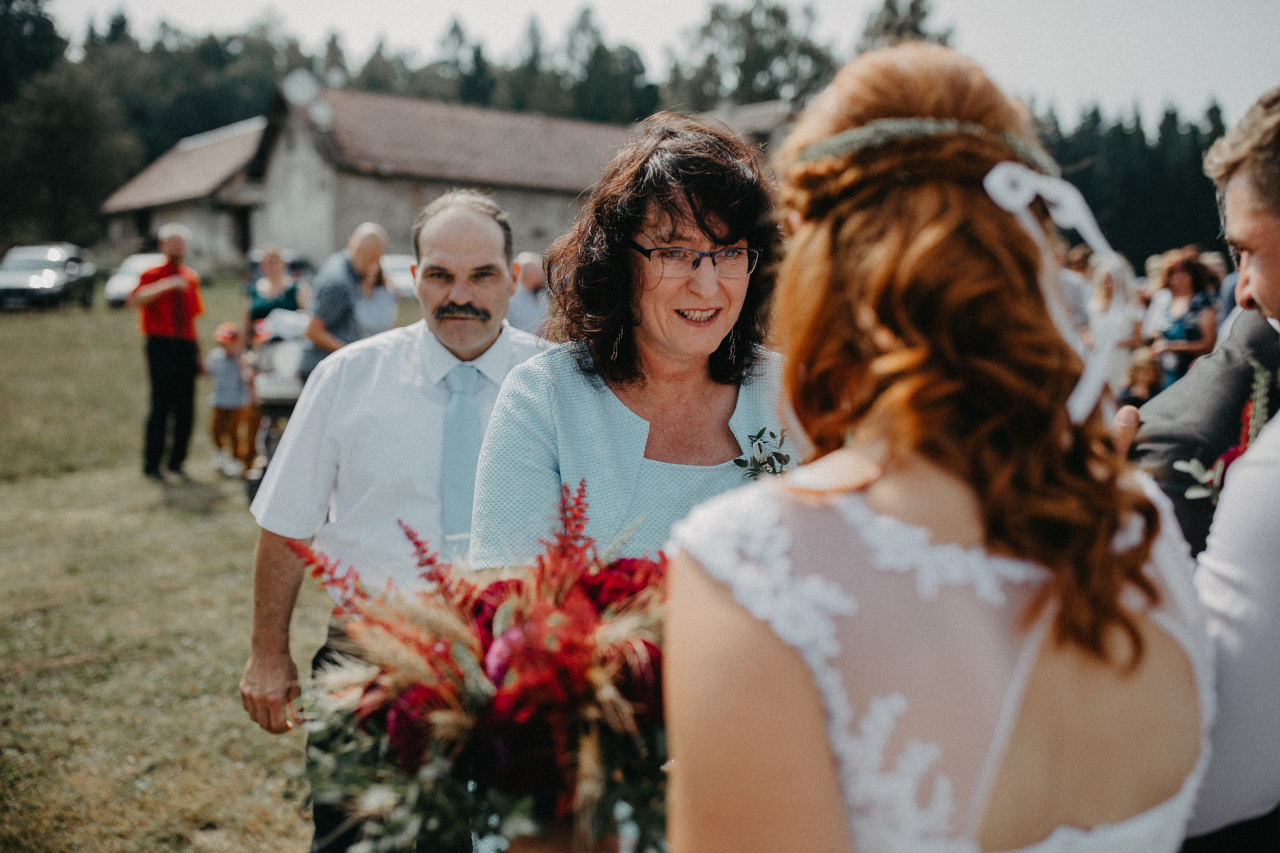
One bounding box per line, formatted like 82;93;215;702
664;44;1212;853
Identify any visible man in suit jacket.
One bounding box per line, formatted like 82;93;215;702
1131;307;1279;555
1126;85;1280;853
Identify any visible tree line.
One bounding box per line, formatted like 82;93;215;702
0;0;1228;267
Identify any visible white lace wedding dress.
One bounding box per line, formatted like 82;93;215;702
669;472;1213;853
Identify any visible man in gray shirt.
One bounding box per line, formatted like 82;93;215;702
298;222;387;381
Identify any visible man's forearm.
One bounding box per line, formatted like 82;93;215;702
250;528;308;654
127;275;183;308
305;316;345;353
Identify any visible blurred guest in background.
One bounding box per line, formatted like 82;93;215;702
127;223;203;483
244;246;308;340
1147;253;1218;384
205;322;253;478
298;222;387;383
505;250;550;335
1116;346;1163;408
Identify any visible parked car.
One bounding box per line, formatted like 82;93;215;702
0;244;96;309
381;253;417;299
103;253;167;308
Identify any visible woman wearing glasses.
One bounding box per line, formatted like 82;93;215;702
468;113;788;567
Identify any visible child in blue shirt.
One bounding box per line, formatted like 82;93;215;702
205;322;253;477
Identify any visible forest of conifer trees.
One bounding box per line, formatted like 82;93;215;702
0;0;1230;264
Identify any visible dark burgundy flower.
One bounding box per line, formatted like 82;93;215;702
577;556;664;612
459;707;564;796
472;578;524;655
385;683;449;774
615;639;663;727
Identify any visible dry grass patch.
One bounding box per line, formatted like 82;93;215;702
0;277;426;850
0;463;332;851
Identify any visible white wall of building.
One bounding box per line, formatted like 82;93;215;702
255;113;336;266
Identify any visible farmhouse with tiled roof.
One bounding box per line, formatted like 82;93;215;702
102;116;266;261
103;74;635;265
248;82;634;262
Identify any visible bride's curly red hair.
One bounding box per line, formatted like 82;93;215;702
774;44;1160;663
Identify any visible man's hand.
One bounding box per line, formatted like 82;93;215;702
241;528;308;734
240;651;300;733
1113;405;1141;458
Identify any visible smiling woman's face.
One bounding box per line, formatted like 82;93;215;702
629;205;750;372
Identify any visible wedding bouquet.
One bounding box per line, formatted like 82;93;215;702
295;482;668;853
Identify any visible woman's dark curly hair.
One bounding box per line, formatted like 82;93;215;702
545;112;780;386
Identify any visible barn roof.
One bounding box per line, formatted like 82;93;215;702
101;116;266;214
282;88;634;193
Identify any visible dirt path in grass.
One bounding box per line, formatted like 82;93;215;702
0;462;332;852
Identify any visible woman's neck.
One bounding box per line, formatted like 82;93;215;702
631;341;714;390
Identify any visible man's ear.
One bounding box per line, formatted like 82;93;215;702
509;263;520;296
410;264;416;279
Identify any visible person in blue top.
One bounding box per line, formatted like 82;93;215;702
1148;254;1219;385
470;113;791;567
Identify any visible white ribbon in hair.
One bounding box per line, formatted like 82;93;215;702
984;161;1134;424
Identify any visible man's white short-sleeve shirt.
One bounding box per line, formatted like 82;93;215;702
251;320;542;595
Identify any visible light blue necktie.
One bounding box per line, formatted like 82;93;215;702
441;363;482;548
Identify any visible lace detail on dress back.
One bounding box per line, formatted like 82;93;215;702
835;494;1048;606
669;474;1212;853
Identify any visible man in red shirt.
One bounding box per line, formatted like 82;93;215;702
127;223;205;482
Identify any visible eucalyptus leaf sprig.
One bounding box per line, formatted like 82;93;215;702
734;428;791;480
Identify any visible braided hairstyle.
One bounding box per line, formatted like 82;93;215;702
774;43;1161;665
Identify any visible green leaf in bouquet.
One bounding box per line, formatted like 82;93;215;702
451;642;496;708
492;596;517;642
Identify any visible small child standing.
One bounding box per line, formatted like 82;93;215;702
205;322;253;477
1115;346;1164;409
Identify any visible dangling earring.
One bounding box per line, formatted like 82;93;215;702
728;329;737;363
611;326;624;361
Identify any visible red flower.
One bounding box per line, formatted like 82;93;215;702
487;589;598;725
1219;444;1246;473
473;578;524;656
577;555;665;612
385;682;451;774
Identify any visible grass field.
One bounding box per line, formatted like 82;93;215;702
0;281;422;851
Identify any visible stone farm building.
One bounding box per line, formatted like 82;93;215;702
101;116;266;263
102;86;635;267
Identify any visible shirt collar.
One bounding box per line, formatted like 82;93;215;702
419;320;515;387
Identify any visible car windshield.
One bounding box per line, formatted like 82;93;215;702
1;253;64;273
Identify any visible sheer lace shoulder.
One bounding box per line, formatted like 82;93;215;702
671;480;856;656
669;472;1213;853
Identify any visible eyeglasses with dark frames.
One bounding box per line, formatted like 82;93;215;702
628;241;759;279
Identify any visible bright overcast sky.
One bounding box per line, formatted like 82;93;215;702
48;0;1280;129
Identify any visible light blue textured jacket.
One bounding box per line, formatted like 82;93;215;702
469;343;791;568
